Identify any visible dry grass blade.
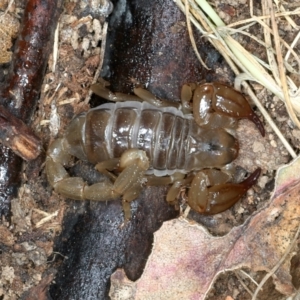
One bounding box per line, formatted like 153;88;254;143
273;0;299;29
184;0;209;70
174;0;300;158
264;0;300;130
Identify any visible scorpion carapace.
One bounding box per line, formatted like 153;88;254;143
46;82;264;220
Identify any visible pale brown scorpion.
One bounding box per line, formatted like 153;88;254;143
46;83;264;219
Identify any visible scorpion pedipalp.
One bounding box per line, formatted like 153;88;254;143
191;83;265;136
187;168;261;214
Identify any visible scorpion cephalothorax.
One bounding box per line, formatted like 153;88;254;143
46;82;264;219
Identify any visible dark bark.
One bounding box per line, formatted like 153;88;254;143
0;0;63;216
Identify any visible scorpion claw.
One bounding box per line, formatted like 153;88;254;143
192;83;265;136
188;168;261;215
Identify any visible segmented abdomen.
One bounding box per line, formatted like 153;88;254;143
84;101;192;176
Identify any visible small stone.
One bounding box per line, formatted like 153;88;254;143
258;176;269;189
270;140;277;148
28;248;47;266
237;206;245;214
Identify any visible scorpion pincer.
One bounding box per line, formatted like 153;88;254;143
46;82;264;220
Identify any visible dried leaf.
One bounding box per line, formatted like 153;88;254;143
110;156;300;299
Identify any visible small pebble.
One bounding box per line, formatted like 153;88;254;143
270;140;277;148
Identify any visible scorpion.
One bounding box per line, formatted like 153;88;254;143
46;82;264;220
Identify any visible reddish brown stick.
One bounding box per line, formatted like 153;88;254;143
0;0;63;216
1;0;63;119
0;104;41;160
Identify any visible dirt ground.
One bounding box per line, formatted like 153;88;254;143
0;0;300;299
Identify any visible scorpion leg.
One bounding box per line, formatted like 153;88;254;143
192;83;265;136
145;172;185;186
188;168;261;214
111;149;150;219
92;83;180;110
166;176;193;206
180;83;196;114
133;87;180;109
91;83;142;102
95;158;119;181
145;173;188;206
47;140;149;219
146;170;232;209
46;138;120;201
95;149;150;219
93;82;181;109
